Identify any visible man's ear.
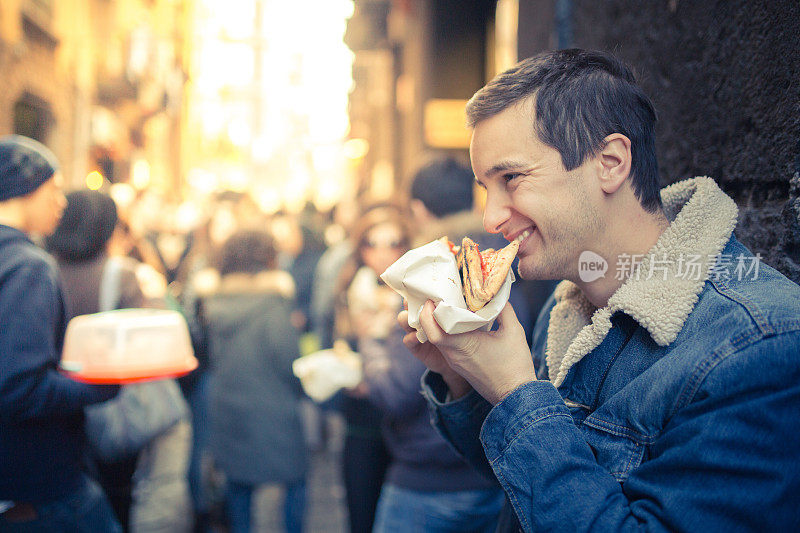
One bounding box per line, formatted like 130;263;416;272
596;133;632;194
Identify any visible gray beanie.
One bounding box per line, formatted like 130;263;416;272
0;135;59;202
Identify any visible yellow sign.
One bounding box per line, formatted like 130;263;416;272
423;99;472;149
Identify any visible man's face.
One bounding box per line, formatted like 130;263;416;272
470;101;603;281
23;172;66;236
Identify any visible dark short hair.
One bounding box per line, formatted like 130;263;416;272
45;190;117;262
410;158;474;217
466;49;662;212
218;229;276;276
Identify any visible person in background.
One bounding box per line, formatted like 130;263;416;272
46;191;144;318
175;200;245;533
200;229;307;533
109;217;168;291
0;135;121;531
272;212;328;455
332;205;408;533
311;199;360;351
272;212;326;335
350;204;505;532
403;49;800;531
45;189;191;533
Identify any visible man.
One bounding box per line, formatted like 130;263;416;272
400;49;800;531
0;135;122;531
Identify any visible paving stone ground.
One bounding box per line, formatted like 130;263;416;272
253;413;348;532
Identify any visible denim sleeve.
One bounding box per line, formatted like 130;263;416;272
0;263;118;423
420;369;496;479
480;330;800;532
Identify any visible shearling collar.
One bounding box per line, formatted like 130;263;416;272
545;177;739;387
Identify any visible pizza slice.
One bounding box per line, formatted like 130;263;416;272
440;236;519;311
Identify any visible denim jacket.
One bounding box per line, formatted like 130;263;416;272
422;177;800;532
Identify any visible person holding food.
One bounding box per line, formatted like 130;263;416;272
332;204;406;533
0;135;122;531
408;156;554;345
399;49;800;531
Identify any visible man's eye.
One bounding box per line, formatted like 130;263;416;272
503;172;522;182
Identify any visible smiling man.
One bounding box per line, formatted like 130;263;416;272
400;49;800;531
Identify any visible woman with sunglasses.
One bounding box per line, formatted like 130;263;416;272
333;204;411;533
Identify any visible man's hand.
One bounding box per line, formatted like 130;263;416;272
415;300;536;405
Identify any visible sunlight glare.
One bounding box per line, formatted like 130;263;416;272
188;0;355;210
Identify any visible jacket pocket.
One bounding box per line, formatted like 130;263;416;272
579;418;647;483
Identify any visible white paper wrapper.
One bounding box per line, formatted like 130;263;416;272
292;348;363;403
380;239;515;342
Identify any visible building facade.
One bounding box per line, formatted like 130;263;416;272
0;0;189;194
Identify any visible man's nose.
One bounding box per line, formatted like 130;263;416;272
482;191;510;234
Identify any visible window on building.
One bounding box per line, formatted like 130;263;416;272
13;92;55;144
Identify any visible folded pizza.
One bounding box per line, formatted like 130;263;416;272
440;236;519;312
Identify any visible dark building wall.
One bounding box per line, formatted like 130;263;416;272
429;0;496;99
518;0;556;56
559;0;800;282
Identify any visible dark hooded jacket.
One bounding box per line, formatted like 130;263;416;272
0;224;118;502
201;270;307;484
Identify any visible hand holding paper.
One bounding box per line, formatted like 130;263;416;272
380;238;515;343
386;238;537;404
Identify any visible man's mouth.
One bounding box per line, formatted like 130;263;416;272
512;228;533;244
511;227;535;257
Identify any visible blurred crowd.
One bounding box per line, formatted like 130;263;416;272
0;134;556;533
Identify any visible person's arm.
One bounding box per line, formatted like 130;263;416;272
413;300;536;406
482;331;800;532
0;263;118;423
416;296;554;479
397;299;541;478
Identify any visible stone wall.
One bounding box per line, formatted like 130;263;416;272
566;0;800;282
517;1;800;283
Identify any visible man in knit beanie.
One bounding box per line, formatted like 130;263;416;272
0;135;66;236
0;135;122;531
